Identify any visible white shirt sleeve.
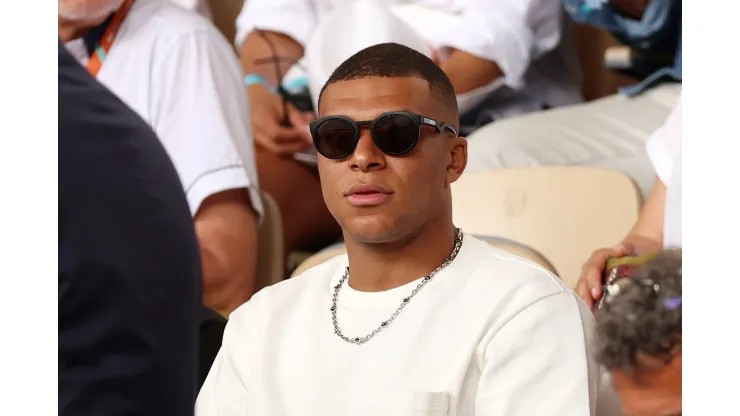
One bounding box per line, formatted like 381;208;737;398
476;292;600;415
150;29;262;217
196;304;256;415
168;0;212;19
646;96;682;186
235;0;318;47
437;0;563;90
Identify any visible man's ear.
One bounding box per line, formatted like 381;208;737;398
446;136;467;184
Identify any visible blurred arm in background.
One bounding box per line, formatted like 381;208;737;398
236;0;314;155
151;29;262;315
437;0;565;95
576;97;682;308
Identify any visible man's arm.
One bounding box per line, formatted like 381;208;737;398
195;189;260;315
610;0;650;20
622;177;666;253
235;0;312;84
151;30;263;314
437;0;564;94
626;94;682;253
575;176;665;308
440;50;503;95
476;292;600;415
234;0;317;151
239;30;304;86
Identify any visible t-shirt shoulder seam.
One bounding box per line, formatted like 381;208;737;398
486;291;575;341
252;254;346;300
479;251;564;288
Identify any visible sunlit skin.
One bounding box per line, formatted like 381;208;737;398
318;77;465;244
58;0;124;41
611;353;682;416
316;76;467;292
58;0;124;20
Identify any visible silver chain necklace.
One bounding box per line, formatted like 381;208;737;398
330;228;464;345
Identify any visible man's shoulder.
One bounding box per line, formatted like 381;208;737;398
465;237;571;304
128;0;225;45
230;255;347;320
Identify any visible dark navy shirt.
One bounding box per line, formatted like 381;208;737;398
58;39;201;415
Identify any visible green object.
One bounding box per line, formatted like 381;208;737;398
605;254;657;270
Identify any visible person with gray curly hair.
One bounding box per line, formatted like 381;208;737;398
595;249;682;416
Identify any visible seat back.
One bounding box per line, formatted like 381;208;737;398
255;192;285;290
290;239;556;278
451;167;642;287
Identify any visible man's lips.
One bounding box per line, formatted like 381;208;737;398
345;184;393;207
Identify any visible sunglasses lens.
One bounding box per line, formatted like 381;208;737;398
315;118;356;159
372;114;418;155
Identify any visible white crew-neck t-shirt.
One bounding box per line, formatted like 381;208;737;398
197;235;600;415
646;97;682;248
65;0;261;216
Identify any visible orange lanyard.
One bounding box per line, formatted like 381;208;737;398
85;0;136;77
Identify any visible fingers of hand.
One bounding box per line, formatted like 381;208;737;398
285;103;314;143
575;282;594;308
578;248;618;303
254;125;310;155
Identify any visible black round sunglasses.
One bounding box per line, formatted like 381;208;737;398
310;111;458;160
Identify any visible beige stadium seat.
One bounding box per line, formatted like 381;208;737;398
290;238;556;278
451;166;642;288
291;247;347;278
476;236;557;275
255;192;285;291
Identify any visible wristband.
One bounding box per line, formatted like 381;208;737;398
243;74;276;92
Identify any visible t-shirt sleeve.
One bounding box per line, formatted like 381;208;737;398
646;97;682;185
235;0;317;48
150;29;261;217
196;302;257;415
476;292;600;415
437;0;563;90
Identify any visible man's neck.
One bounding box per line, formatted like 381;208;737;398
344;218;457;293
58;16;106;42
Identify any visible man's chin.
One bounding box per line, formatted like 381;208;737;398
342;217;401;245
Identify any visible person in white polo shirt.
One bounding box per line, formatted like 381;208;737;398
197;43;599;416
576;96;682;309
59;0;262;315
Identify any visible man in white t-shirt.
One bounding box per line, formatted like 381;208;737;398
576;96;682;309
58;0;262;315
197;43;599;416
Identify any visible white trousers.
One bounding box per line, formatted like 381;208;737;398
465;83;682;197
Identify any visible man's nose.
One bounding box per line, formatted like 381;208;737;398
348;128;386;172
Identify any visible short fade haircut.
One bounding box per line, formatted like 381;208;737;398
318;42;459;119
595;249;682;375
